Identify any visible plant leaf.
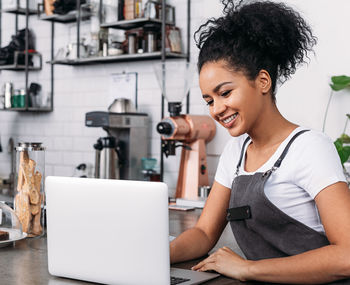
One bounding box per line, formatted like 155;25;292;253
335;138;343;149
343;146;350;163
330;75;350;91
331;75;350;85
340;133;350;144
334;139;350;164
347;114;350;120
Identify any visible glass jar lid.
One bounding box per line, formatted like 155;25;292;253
15;142;45;151
0;202;26;247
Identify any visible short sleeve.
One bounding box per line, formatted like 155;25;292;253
214;144;234;188
214;135;247;188
293;132;346;198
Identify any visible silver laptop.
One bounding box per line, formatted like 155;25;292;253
45;176;219;285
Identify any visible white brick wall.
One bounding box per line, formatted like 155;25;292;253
1;0;350;197
0;1;222;197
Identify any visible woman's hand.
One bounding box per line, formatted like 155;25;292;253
191;246;252;281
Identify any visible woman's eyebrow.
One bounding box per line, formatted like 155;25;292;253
213;81;232;93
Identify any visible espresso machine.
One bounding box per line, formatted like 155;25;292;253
154;61;216;200
157;114;216;200
85;99;149;181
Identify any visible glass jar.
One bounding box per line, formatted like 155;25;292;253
14;143;45;237
103;0;118;23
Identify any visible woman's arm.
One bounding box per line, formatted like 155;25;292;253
170;181;231;264
193;181;350;284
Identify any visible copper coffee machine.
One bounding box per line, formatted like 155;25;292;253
155;61;216;201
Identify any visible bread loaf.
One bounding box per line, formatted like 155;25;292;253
17;151;29;191
21;159;36;195
31;210;42;236
15;151;43;236
30;193;42;215
15;193;31;233
0;230;9;241
17;165;25;192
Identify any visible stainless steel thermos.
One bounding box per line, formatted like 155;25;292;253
94;137;120;179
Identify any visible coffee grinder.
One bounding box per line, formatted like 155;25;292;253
154;62;216;200
85;99;149;181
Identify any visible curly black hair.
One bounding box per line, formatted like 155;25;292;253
194;0;317;101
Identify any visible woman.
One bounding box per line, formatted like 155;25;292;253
170;1;350;284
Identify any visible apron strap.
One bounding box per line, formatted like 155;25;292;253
262;129;310;177
235;130;310;177
273;130;310;169
235;136;251;176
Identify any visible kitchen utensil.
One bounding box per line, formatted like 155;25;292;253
94;137;120;179
128;33;136;54
108;98;136;113
198;185;211;198
144;0;158;18
65;42;87;60
86;111;149;181
146;31;157;52
29;83;42;108
157;115;216;200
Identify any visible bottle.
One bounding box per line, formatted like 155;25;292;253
18;89;26;108
135;0;142;18
12;89;21;108
4;82;13;109
98;28;109;57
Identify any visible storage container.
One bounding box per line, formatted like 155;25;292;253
14;143;45;237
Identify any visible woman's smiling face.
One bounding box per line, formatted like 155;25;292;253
199;60;269;137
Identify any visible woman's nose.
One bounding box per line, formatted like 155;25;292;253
212;99;226;117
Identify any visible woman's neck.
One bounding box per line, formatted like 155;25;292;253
247;104;298;151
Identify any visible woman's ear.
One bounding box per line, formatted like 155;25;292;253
257;70;272;95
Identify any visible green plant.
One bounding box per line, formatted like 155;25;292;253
323;75;350;167
334;130;350;165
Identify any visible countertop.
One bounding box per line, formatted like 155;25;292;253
0;209;261;285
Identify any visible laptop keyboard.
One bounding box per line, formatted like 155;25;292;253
171;276;190;284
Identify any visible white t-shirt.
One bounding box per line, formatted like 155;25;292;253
215;127;347;233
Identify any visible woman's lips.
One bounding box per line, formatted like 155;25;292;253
222;113;238;128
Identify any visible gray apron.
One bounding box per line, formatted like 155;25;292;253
226;130;350;284
226;130;332;260
227;130;350;284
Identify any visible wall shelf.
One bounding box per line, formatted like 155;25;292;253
101;17;175;30
0;51;42;71
0;64;41;71
1;107;53;112
50;52;187;65
1;8;37;15
0;1;53;113
39;11;91;23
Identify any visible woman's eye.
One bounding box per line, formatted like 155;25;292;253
206;100;214;106
220;90;231;97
